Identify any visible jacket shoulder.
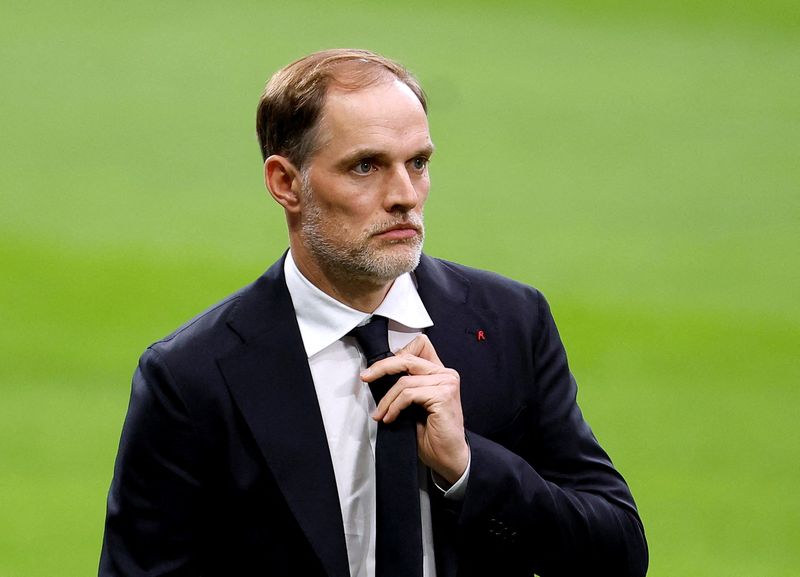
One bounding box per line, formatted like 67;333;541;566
149;285;246;360
145;255;288;364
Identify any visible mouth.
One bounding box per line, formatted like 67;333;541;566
373;222;421;241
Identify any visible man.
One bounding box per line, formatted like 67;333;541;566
100;49;648;577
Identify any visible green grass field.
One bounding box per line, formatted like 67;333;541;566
2;1;798;575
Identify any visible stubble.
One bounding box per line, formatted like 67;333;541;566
299;173;425;285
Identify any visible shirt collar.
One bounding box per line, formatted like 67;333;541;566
284;251;434;358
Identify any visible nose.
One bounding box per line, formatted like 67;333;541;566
383;165;421;213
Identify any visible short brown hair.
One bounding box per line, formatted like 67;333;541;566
256;49;427;167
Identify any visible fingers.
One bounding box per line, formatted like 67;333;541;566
360;335;469;483
395;335;442;366
376;371;467;485
360;355;443;384
398;334;443;365
375;374;460;423
359;333;459;422
359;335;444;383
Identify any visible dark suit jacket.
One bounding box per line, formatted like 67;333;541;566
100;254;647;577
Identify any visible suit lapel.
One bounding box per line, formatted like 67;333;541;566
217;258;350;577
415;256;505;577
415;256;501;424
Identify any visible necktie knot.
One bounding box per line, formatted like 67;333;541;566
349;315;392;366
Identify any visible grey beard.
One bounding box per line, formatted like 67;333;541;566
299;179;424;284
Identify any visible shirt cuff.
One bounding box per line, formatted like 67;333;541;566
431;450;471;501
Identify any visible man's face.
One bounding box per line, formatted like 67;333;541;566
296;79;433;286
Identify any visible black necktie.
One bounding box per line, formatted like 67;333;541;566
349;316;423;577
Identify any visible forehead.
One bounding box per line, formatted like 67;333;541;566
315;80;431;156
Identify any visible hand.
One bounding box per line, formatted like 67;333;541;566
360;335;469;485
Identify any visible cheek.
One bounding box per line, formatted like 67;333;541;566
416;178;431;204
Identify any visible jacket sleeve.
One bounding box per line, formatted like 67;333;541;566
456;291;648;577
99;348;205;576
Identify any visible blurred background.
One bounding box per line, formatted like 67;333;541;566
1;1;798;575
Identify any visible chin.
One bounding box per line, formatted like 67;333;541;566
357;244;422;283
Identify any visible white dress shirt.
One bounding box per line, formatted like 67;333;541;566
283;251;466;577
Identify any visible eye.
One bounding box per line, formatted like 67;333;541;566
411;157;428;171
353;160;374;175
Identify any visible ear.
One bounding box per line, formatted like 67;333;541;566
264;155;303;213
